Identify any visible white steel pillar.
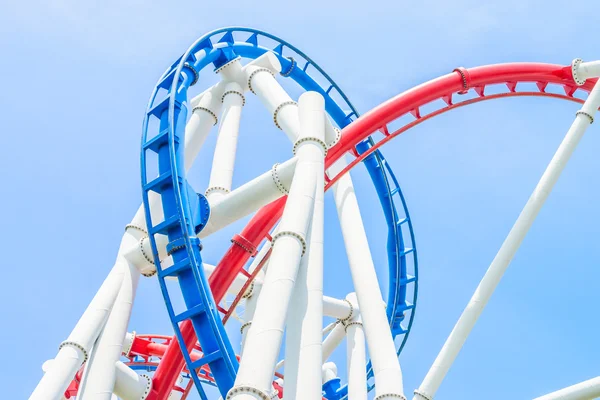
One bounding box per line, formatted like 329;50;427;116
330;157;405;400
345;293;367;400
29;263;126;400
113;361;152;400
414;69;600;400
77;260;140;399
322;322;347;362
534;376;600;400
284;92;326;399
246;58;340;147
201;157;297;237
241;242;272;354
228;92;326;400
206;80;244;200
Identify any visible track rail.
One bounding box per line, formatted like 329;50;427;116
217;62;597;397
141;27;415;398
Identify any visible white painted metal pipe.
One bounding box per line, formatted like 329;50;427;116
38;360;150;400
323;296;354;320
201;157;298;237
572;59;600;85
241;241;272;353
206;81;244;200
246;60;340;147
322;322;346;362
229;92;325;400
284;92;326;400
534;376;600;400
330;156;405;399
183;87;223;171
322;362;338;384
275;319;346;373
414;77;600;400
77;259;140;399
346;294;367;400
113;361;152;400
29;262;126;400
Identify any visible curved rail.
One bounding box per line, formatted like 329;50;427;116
217;62;597;397
141;27;415;398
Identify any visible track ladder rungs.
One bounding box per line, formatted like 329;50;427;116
400;247;414;256
190;350;224;371
149;215;180;235
174;303;206;323
397;217;409;226
397;301;415;312
400;275;416;285
157;68;179;90
392;324;408;335
147;96;179;119
239;269;252;279
144;171;173;193
159;258;192;278
143;128;178;153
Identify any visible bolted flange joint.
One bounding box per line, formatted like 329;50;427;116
226;385;271;400
374;393;407;400
413;389;433;400
572;58;585;86
59;340;89;363
272;230;307;256
271;163;290;195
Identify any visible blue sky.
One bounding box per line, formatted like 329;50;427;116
2;1;600;399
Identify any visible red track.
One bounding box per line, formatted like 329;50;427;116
83;63;600;399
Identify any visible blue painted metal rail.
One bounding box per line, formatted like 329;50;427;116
140;27;417;398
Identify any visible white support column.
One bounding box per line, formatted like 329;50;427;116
330;156;405;400
284;92;326;400
323;296;355;320
246;59;340;147
241;241;272;354
346;294;367;400
414;73;600;400
229;92;326;400
534;376;600;400
77;260;140;399
113;362;152;400
29;263;126;400
322;322;347;362
201;156;297;237
571;58;600;85
183;86;223;171
206;80;244;200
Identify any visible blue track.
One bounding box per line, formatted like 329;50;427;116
140;27;418;399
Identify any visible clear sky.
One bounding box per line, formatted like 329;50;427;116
2;1;600;399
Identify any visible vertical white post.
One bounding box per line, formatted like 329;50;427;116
229;92;326;400
206;81;244;200
346;295;367;400
184;87;223;171
414;76;600;400
29;263;126;400
77;260;140;399
240;241;272;354
534;376;600;400
284;92;326;400
330;157;405;400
